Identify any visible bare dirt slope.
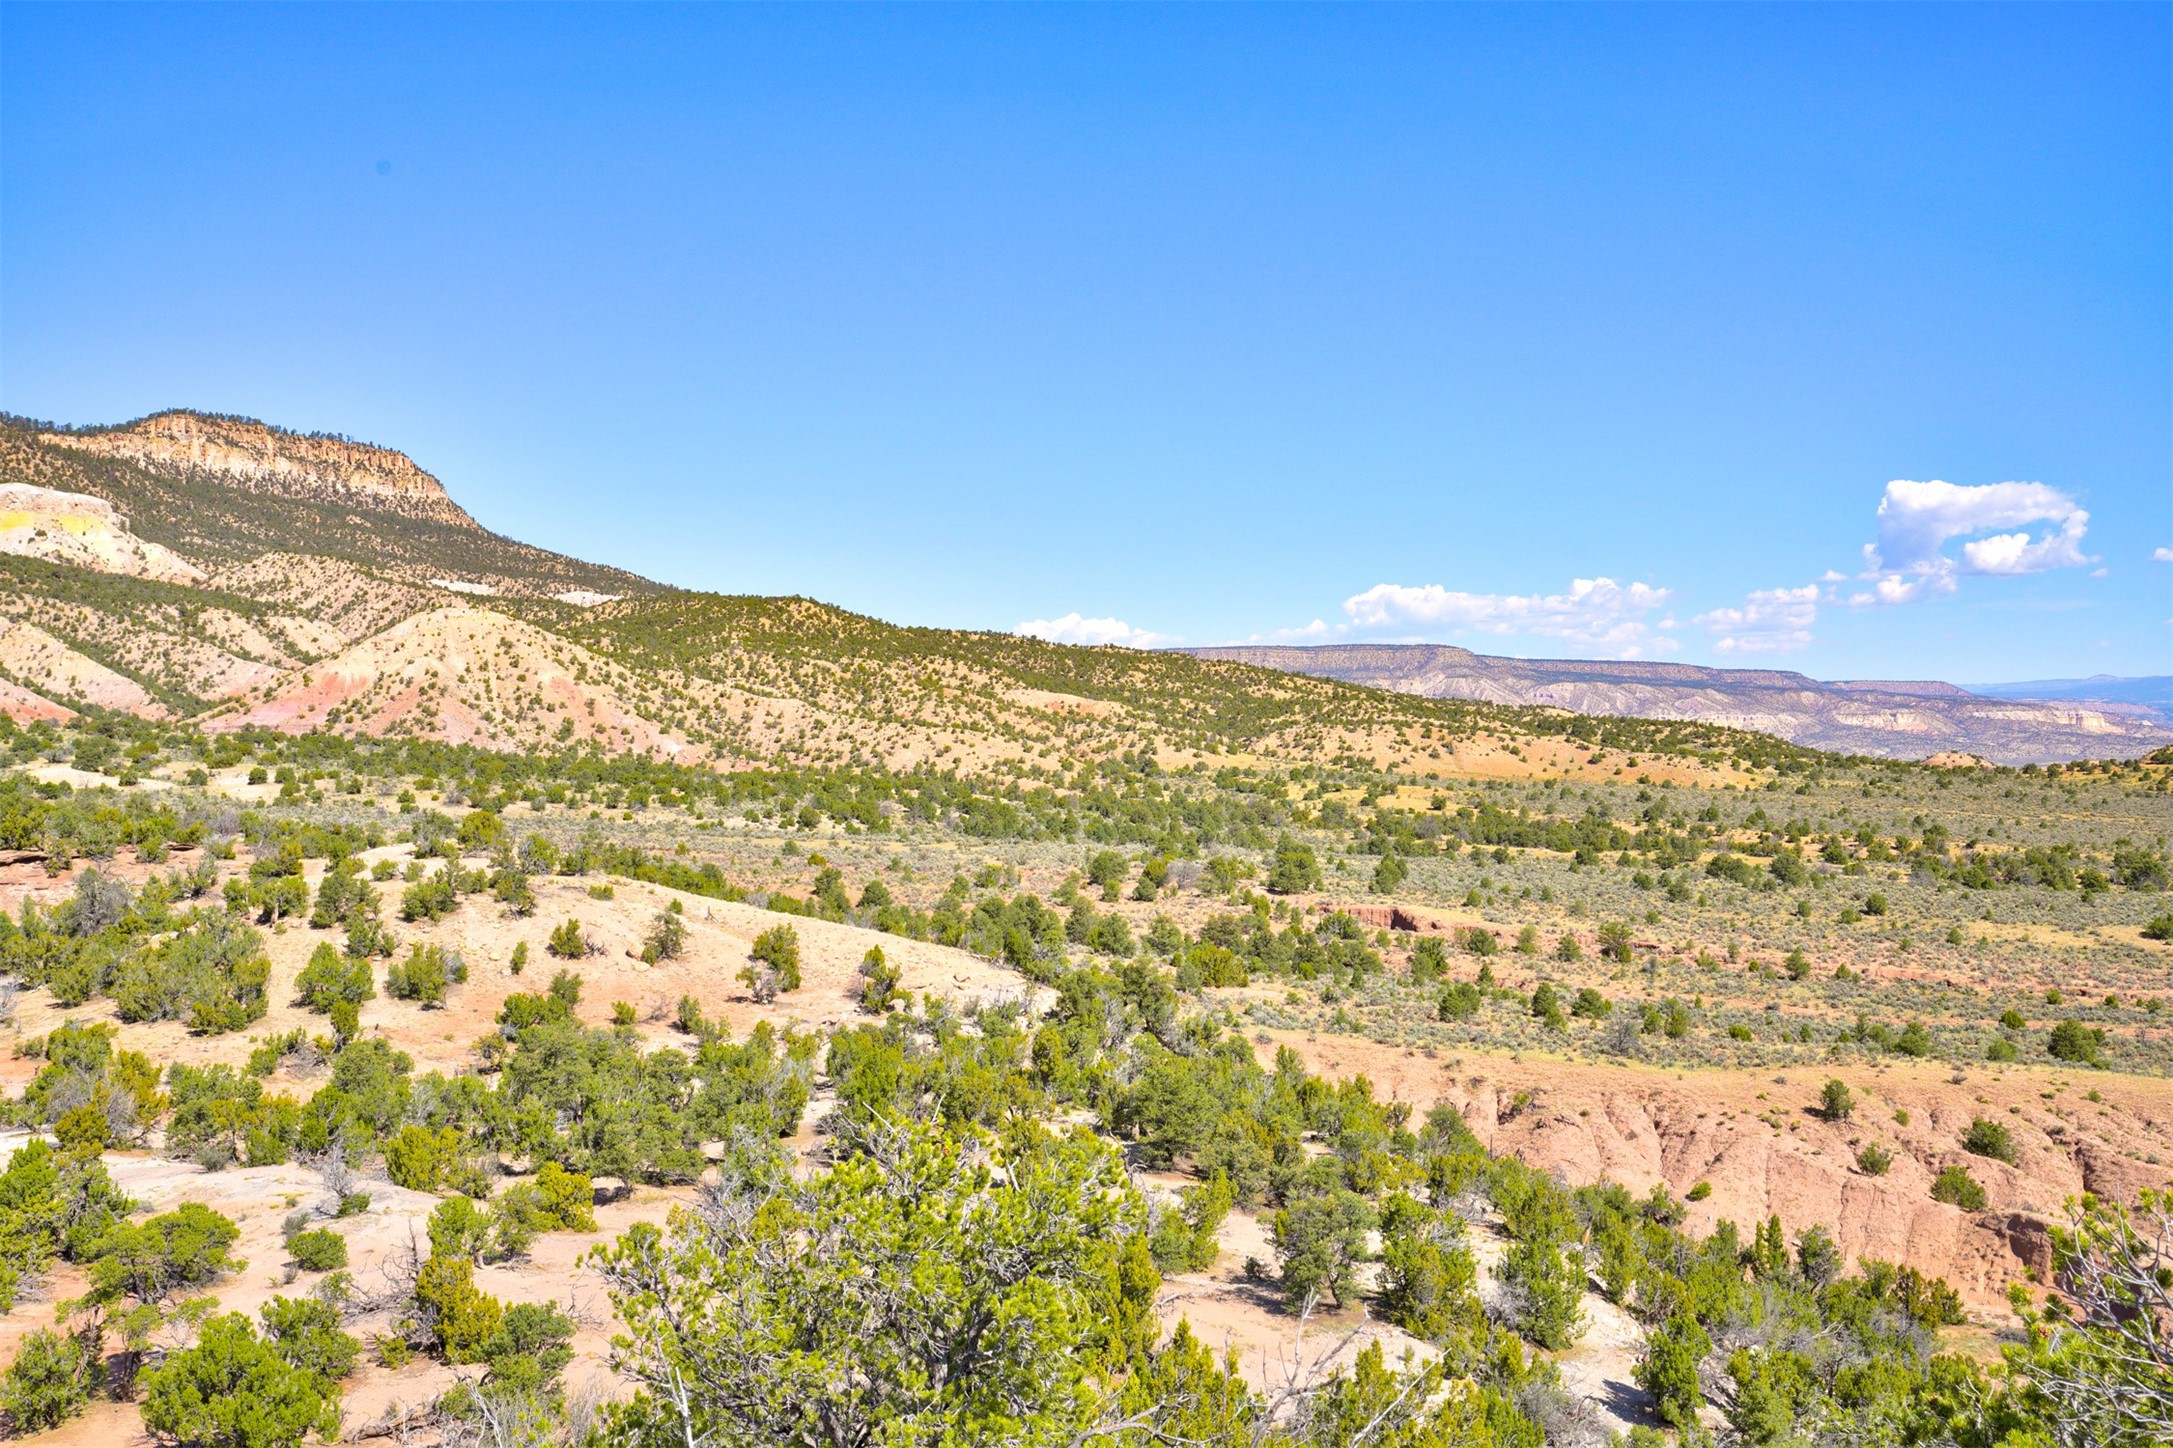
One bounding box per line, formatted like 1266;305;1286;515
1266;1031;2172;1308
0;617;168;717
0;677;72;725
208;553;443;657
0;483;205;584
199;607;704;760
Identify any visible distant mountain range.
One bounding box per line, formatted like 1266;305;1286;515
1179;644;2173;764
1970;675;2173;709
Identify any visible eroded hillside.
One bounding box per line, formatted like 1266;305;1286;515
0;412;1818;788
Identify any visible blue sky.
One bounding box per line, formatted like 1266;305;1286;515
4;4;2167;682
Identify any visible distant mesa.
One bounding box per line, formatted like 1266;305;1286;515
1829;679;1975;700
1181;643;2173;765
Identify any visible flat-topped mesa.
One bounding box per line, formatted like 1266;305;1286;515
1181;642;2173;763
41;409;478;528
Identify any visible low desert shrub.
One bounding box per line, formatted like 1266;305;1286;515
1930;1164;1987;1210
1962;1118;2018;1164
547;918;589;959
386;944;464;1006
1;1328;96;1432
287;1229;348;1272
2047;1019;2105;1065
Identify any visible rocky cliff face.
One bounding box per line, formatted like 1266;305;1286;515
42;411;476;528
1184;643;2173;764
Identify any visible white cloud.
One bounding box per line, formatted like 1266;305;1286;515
1859;480;2093;603
2154;546;2173;564
1846;553;1956;607
1241;618;1337;645
1013;613;1177;649
1961;517;2092;575
1337;576;1671;655
1695;584;1818;654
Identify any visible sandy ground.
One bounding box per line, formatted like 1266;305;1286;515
0;850;1035;1100
0;851;1048;1444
